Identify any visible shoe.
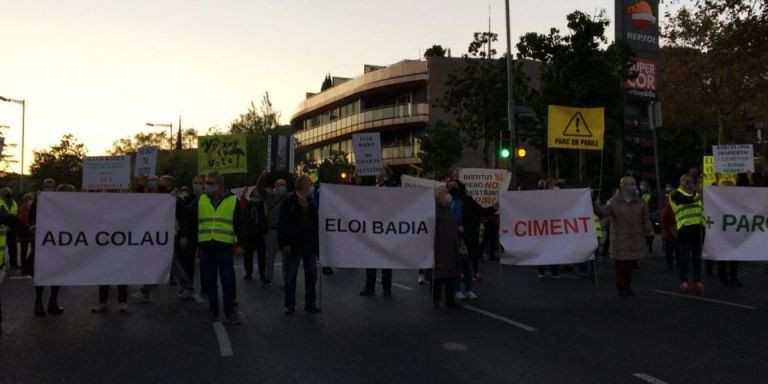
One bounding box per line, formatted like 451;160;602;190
284;306;296;315
34;302;46;317
359;289;374;296
225;313;242;325
417;274;425;285
118;303;128;313
466;291;478;300
204;312;219;323
304;305;321;313
383;290;392;297
455;291;466;300
537;273;546;279
679;282;689;293
130;291;149;303
244;274;253;280
47;304;63;316
91;304;108;313
694;282;704;294
177;289;194;300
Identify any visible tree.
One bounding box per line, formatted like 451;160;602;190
417;121;463;178
30;134;88;187
109;129;199;155
317;151;354;184
424;44;447;58
515;10;634;184
321;74;333;91
228;92;285;184
664;0;768;145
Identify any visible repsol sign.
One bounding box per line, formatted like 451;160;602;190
41;231;170;247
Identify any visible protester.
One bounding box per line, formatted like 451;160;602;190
190;170;244;324
180;174;206;294
660;193;677;270
432;186;459;308
91;285;128;313
256;171;289;287
480;213;500;261
0;187;19;270
595;176;654;297
639;180;654;253
361;166;396;296
239;186;266;282
28;180;66;316
16;193;34;275
278;175;320;314
0;203;30;326
669;173;705;294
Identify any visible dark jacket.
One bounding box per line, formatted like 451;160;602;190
187;191;246;249
434;204;459;279
459;195;496;236
278;192;319;252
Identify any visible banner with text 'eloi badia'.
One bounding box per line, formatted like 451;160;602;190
703;186;768;261
499;189;598;266
319;184;435;269
34;192;176;286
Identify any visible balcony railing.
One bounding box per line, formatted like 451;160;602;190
295;103;428;146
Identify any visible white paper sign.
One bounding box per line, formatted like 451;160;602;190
499;189;597;265
134;146;158;177
319;184;435;269
352;133;382;177
401;175;445;189
703;186;768;261
83;156;132;191
34;192;176;285
713;144;754;173
458;168;512;207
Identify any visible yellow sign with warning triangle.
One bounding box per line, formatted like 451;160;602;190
547;105;605;150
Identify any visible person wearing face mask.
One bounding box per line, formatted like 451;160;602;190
16;193;35;276
669;174;706;294
256;171;289;287
180;174;206;294
639;181;655;253
239;187;266;282
0;187;19;270
431;186;459;309
27;179;64;316
595;176;654;297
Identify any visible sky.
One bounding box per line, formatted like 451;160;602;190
0;0;668;174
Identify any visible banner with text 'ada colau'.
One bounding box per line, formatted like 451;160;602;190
499;188;597;265
34;192;176;286
319;184;435;269
703;186;768;261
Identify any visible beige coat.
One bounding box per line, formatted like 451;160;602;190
598;195;654;261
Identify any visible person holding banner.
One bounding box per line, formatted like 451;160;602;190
360;167;397;296
432;186;459;308
595;176;654;297
257;171;289;288
278;175;320;314
191;170;245;324
17;193;35;275
669;174;706;294
28;179;65;317
239;187;266;282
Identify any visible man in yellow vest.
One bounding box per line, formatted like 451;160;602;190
669;173;706;294
0;187;18;269
193;170;245;324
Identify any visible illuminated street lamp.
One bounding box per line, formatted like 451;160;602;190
0;95;26;191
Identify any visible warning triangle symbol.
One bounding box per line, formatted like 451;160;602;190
563;112;593;137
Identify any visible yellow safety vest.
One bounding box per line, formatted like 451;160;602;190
669;188;704;230
0;200;17;232
593;214;604;239
0;204;7;266
641;192;651;205
198;194;237;244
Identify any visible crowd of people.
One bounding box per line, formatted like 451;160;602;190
0;165;755;326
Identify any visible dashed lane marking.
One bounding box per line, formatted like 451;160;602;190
212;321;234;357
632;373;669;384
654;290;757;310
462;305;538;332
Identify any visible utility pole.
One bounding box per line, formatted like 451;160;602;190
505;0;517;189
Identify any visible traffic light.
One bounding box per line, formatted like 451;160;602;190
499;129;511;159
499;148;511;159
516;147;527;158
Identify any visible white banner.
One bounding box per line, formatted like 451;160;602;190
703;186;768;261
499;189;597;265
352;133;382;177
458;168;511;207
713;144;754;173
83;156;132;191
134;146;158;177
319;184;435;269
401;175;445;189
34;192;176;285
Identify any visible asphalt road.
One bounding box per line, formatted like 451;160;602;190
1;247;767;384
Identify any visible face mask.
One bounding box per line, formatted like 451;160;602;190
624;186;638;198
205;184;217;195
277;186;287;195
181;192;189;198
147;181;158;190
640;186;647;192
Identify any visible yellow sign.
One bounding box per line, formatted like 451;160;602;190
702;156;737;186
197;135;248;174
547;105;605;150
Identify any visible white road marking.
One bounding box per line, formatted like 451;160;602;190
390;282;415;291
193;294;205;304
654;290;757;310
633;373;669;384
9;276;32;280
212;322;234;357
462;305;538;332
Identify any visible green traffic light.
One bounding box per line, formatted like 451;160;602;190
500;148;510;158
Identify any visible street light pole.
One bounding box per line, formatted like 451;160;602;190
505;0;517;189
1;95;26;192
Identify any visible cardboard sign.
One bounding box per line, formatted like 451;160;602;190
352;133;382;177
82;156;132;191
197;135;248;174
134;146;158;177
458;168;511;207
713;144;754;174
547;105;605;150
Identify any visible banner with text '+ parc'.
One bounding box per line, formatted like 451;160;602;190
703;186;768;261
